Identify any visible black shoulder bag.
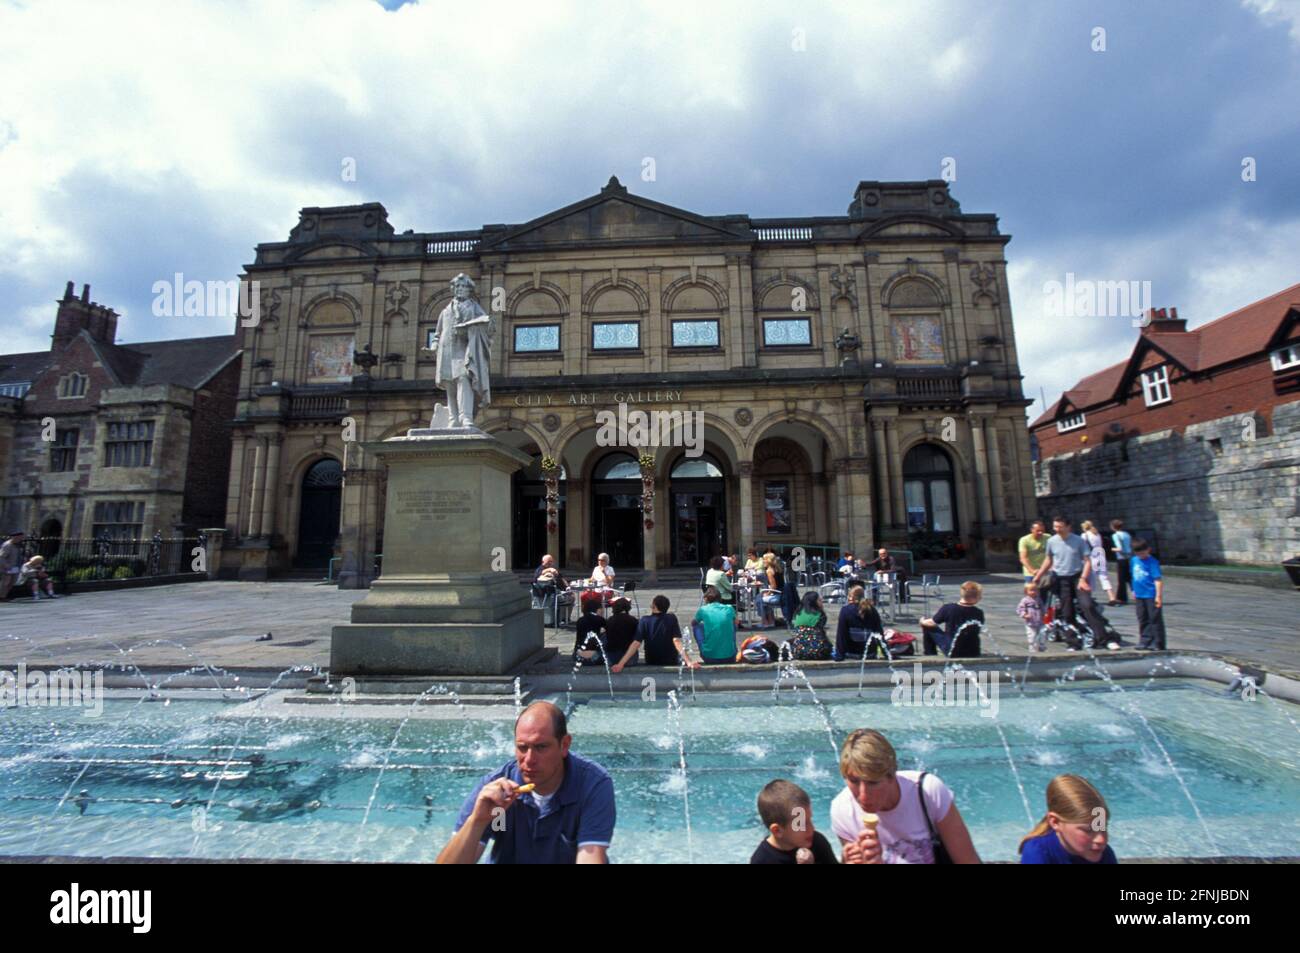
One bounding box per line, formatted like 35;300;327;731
917;772;953;864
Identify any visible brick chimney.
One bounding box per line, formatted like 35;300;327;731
1140;306;1186;334
52;281;119;350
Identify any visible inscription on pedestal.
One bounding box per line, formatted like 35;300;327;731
393;488;473;523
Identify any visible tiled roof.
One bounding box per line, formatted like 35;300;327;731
0;351;53;384
1031;283;1300;428
115;335;240;388
0;334;239;392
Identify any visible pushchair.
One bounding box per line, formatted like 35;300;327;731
1039;583;1123;651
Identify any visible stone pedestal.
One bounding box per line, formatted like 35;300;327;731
330;429;544;676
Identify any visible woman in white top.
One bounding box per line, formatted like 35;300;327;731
1079;520;1116;604
832;728;980;864
589;553;616;589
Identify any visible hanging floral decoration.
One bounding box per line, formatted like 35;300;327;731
638;451;656;531
541;456;561;535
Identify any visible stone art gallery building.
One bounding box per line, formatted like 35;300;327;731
225;177;1036;584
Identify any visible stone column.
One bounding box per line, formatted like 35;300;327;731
738;461;755;549
871;419;892;526
984;417;1006;524
259;433;284;537
247;437;265;537
811;471;829;542
226;432;249;537
885;419;904;529
969;415;992;523
565;477;585;569
844;459;874;555
834;465;850;549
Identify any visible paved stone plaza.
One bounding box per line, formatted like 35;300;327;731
0;575;1294;677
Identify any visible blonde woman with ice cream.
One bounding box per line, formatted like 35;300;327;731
831;728;980;864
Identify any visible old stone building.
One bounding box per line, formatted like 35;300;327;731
1032;285;1300;565
0;282;241;540
229;177;1036;583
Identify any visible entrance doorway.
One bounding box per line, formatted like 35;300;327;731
590;453;643;570
670;454;726;567
296;458;342;569
513;457;566;570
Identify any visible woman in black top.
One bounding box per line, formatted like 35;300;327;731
833;585;884;660
603;597;639;666
573;591;607;662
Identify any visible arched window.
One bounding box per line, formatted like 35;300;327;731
593;453;641;480
670;454;723;478
902;444;956;533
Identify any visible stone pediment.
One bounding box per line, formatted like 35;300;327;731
483;177;748;249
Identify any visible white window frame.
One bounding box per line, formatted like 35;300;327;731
1141;365;1171;407
1056;411;1086;433
1271;343;1300;371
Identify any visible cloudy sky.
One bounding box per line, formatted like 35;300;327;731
1;0;1297;418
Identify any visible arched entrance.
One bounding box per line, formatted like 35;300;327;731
38;519;62;558
669;453;726;567
513;456;566;570
903;444;957;534
296;458;343;569
590;452;643;570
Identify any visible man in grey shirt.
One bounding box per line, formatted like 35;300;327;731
1033;517;1113;650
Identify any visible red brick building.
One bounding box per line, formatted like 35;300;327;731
1031;284;1300;457
0;282;242;540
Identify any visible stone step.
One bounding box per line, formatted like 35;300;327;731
305;674;524;696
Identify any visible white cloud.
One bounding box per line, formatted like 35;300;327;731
1242;0;1300;41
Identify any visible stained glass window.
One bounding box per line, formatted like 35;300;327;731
514;325;561;352
671;320;720;347
592;322;640;350
762;318;812;346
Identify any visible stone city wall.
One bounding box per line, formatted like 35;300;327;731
1035;401;1300;565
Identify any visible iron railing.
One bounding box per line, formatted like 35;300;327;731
18;535;205;582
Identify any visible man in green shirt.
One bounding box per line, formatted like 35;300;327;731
1018;520;1048;583
692;586;738;664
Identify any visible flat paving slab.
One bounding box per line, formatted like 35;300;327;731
0;574;1295;677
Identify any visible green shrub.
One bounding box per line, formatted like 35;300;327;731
113;565;133;579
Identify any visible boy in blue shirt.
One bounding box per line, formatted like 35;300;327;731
1130;539;1165;650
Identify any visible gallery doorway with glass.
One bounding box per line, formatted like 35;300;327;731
669;454;727;567
591;452;644;570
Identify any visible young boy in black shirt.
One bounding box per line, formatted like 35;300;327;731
749;779;839;864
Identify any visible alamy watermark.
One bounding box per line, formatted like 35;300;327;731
1;663;103;717
152;274;260;327
890;663;999;719
596;402;703;458
1042;273;1152;324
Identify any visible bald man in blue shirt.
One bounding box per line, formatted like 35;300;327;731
437;701;615;864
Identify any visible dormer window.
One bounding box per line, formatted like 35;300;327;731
1271;343;1300;371
1141;365;1171;407
1056;411;1086;433
57;373;88;399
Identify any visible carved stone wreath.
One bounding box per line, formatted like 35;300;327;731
734;408;753;427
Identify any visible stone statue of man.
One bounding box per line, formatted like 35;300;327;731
424;273;493;428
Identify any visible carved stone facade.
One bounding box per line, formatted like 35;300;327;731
227;177;1035;583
